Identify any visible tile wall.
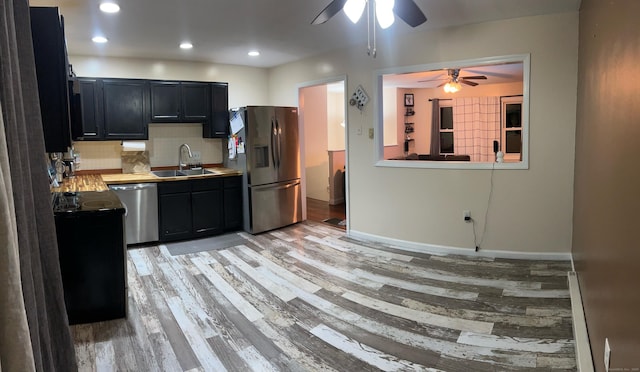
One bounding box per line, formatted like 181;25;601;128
72;124;223;171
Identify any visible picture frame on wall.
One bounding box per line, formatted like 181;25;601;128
404;93;414;107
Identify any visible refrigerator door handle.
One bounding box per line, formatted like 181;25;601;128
271;118;278;169
254;179;300;191
276;118;282;170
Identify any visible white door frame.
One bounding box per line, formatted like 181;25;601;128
297;75;349;231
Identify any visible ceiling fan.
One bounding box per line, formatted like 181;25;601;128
420;69;487;92
311;0;427;57
311;0;428;28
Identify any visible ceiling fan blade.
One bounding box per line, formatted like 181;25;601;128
418;77;447;83
394;0;427;27
311;0;348;25
460;80;479;86
461;75;487;80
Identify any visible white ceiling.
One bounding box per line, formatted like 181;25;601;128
29;0;580;69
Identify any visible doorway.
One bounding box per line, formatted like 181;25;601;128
298;80;347;229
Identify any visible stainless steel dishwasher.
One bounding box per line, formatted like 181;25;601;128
109;183;158;245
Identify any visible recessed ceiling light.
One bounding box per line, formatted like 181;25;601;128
92;36;108;43
180;42;193;49
99;2;120;13
248;51;260;57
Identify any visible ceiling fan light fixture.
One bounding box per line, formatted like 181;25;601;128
344;0;366;24
375;0;395;29
443;81;461;93
99;2;120;13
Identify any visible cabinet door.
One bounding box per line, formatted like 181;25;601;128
203;83;229;138
102;79;148;139
158;192;192;242
191;189;224;237
150;81;180;122
223;176;242;230
182;83;210;122
77;78;103;139
30;7;72;153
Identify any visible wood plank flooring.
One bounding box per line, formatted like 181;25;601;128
306;198;346;227
71;221;576;371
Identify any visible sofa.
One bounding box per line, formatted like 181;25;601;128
390;153;471;161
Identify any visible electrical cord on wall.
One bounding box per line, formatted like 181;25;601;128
473;162;495;251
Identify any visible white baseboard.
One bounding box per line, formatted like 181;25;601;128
329;197;345;205
347;230;572;261
568;271;594;372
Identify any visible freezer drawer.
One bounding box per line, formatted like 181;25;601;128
248;179;302;234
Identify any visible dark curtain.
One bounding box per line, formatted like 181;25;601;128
429;99;440;155
0;0;77;371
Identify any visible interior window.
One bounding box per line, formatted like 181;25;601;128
440;106;454;154
374;55;529;169
502;96;523;161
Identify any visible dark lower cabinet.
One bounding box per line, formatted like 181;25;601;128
159;177;238;242
159;192;192;241
192;189;224;237
53;191;126;325
224;176;242;230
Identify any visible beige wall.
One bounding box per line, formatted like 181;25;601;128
573;0;640;369
268;12;579;255
301;85;329;201
327;90;345;151
69;56;269;168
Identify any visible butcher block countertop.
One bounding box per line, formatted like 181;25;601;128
52;167;242;193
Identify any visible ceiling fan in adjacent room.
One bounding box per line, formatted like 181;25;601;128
311;0;427;57
420;69;488;93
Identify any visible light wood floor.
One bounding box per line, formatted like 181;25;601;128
71;221;576;371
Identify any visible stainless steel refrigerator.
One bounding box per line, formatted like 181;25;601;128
224;106;302;234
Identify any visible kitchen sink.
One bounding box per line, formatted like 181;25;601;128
151;170;184;178
178;169;215;176
151;169;216;178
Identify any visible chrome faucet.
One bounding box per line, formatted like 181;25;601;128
178;143;193;171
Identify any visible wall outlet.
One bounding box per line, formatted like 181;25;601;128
356;127;362;135
369;128;374;139
463;210;471;222
190;151;201;164
604;338;611;372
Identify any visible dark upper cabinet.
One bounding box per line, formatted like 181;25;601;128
182;83;211;121
149;82;181;122
30;7;72;153
203;83;229;138
77;78;103;139
102;79;149;140
150;81;210;123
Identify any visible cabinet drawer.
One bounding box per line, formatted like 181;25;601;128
191;178;222;192
158;180;190;194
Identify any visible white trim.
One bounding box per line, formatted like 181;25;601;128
568;272;595;372
373;53;530;170
347;229;572;261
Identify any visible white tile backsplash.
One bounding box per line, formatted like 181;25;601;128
72;123;223;170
